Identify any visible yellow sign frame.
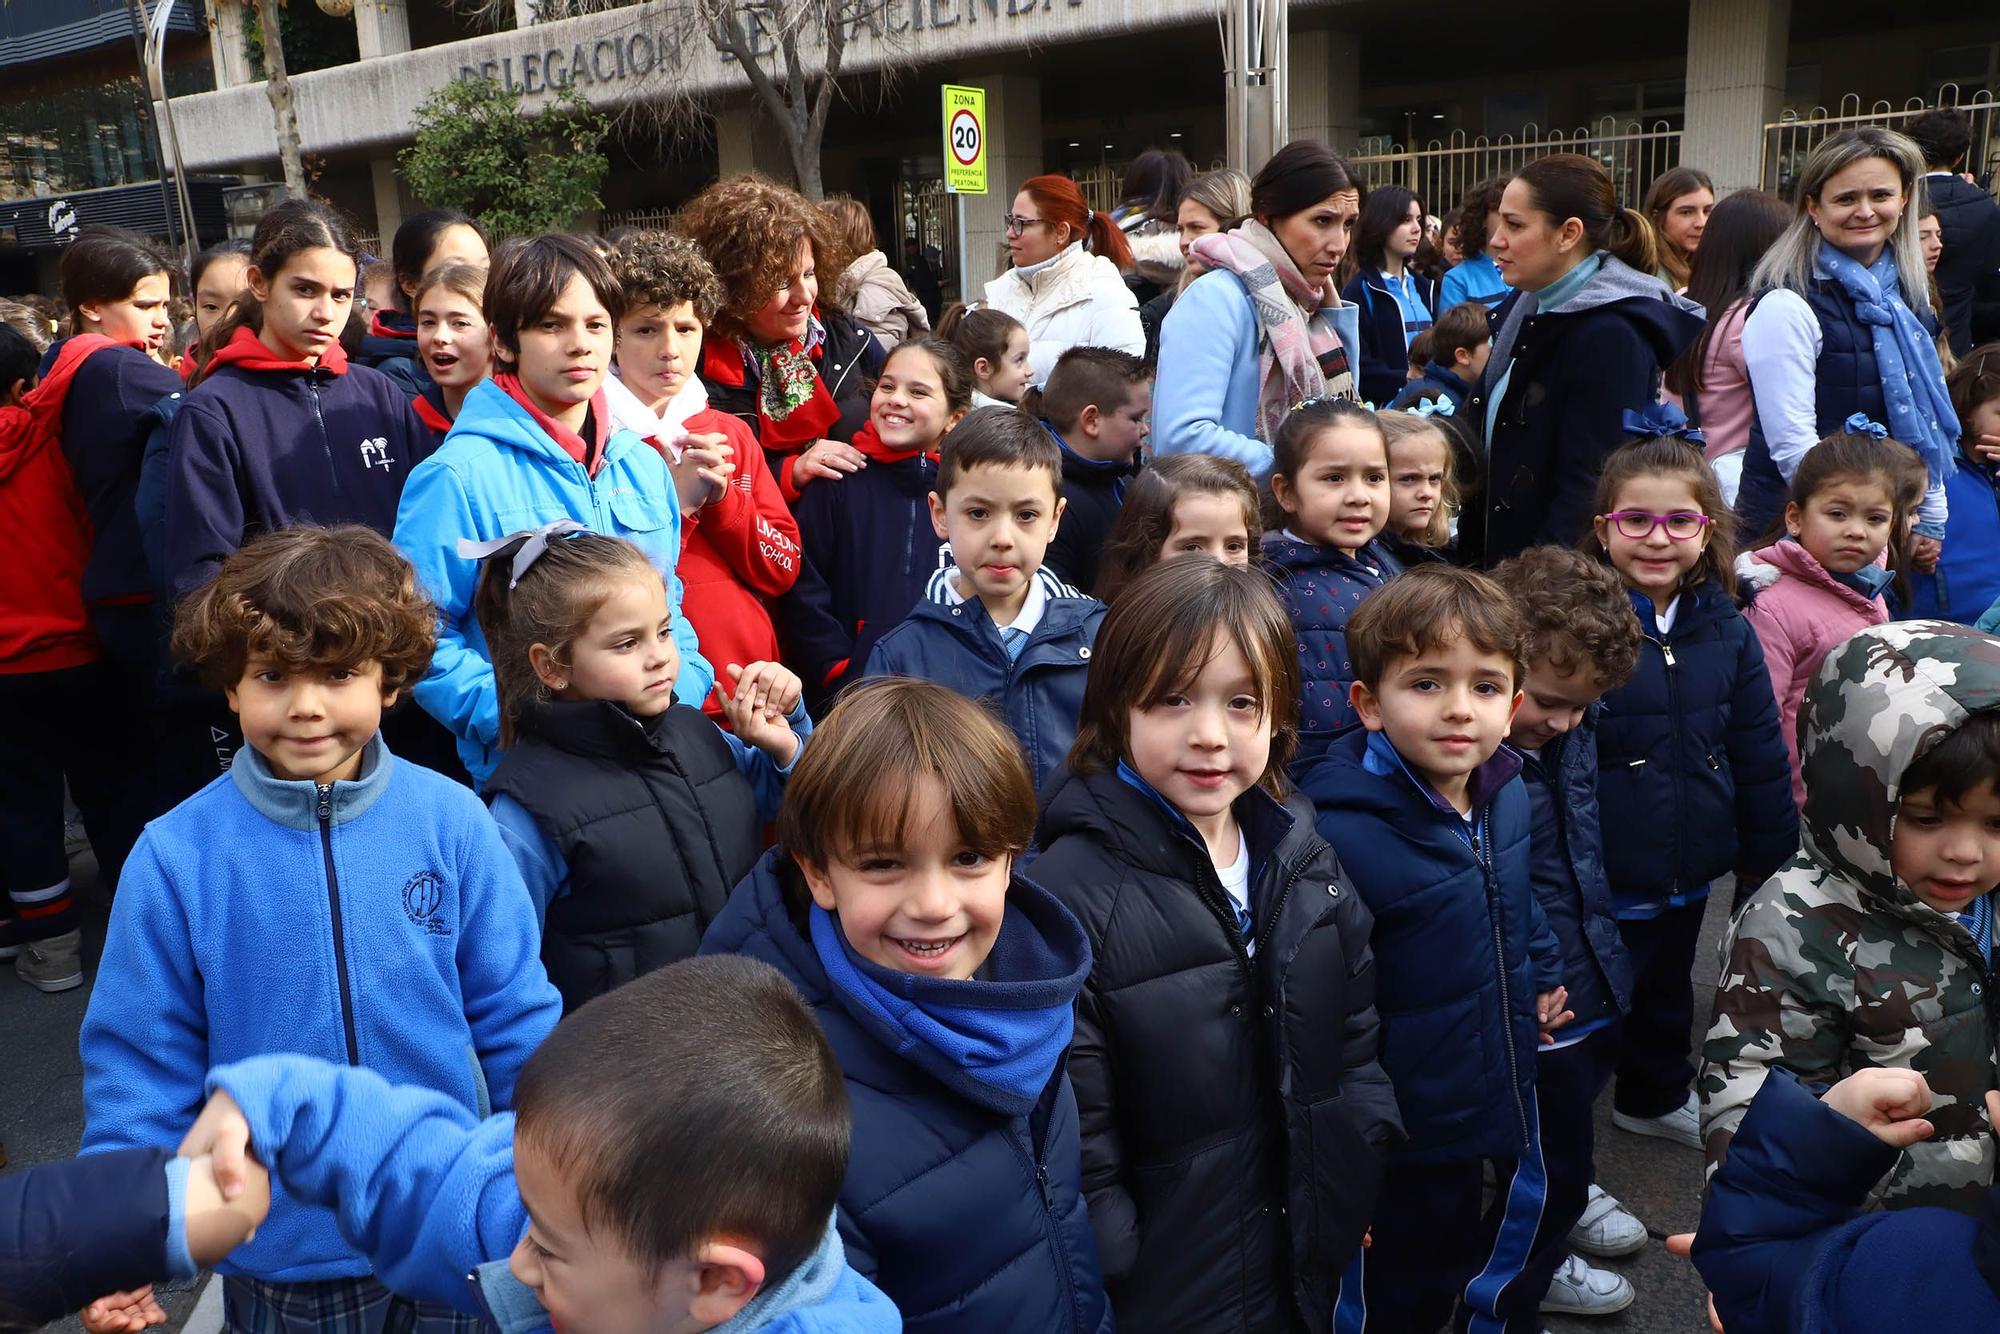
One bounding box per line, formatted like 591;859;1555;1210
942;85;988;196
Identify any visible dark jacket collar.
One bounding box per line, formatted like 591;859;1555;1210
513;697;701;761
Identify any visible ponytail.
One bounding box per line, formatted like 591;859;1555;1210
1605;207;1658;274
1018;385;1044;419
1018;175;1134;269
1515;154;1657;273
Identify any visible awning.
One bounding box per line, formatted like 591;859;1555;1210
0;175;238;251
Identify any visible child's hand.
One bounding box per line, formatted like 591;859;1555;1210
1911;533;1942;573
672;432;734;515
1820;1067;1936;1147
177;1088;254;1199
81;1286;166;1333
183;1152;270;1265
1663;1234;1725;1333
794;438;867;488
720;662;803;765
1535;987;1573;1043
1974;431;2000;467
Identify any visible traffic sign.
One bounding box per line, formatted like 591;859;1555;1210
942;85;987;196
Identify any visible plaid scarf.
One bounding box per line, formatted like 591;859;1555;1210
1190;219;1354;439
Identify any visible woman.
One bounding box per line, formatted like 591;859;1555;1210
1643;167;1716;292
679;174;886;501
1439;174;1512;310
1737;127;1958;551
1467;152;1704;565
1140;168;1252;363
983;173;1144;386
823;194;930;355
1919;198;1957;373
1151;139;1364;473
1340;185;1440;407
1662;189;1792;502
1110;147;1193;302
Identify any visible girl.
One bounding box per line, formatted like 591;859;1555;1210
701;677;1110;1334
355;209;490;397
984;172;1144;384
1918;198;1957;374
781;337;970;708
1438;175;1511;311
1341;185;1438;408
1910;346;2000;623
937;302;1033;408
184;239;252;373
1261;399;1398;762
410;262;492;444
1642;167;1715;292
1582;436;1796;1151
1031;557;1396;1332
474;529;808;1012
1094;452;1259;603
1742;430;1918;806
1379;407;1457;565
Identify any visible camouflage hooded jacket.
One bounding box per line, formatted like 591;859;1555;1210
1700;621;2000;1214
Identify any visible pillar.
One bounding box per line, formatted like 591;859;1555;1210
959;72;1042;300
713;109;793;180
371;158;408;245
1288;28;1360;155
354;0;412;61
1682;0;1790;195
205;0;255;89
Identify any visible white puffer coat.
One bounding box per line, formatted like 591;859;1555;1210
984;242;1145;386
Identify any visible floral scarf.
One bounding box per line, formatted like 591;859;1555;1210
1189;219;1354;439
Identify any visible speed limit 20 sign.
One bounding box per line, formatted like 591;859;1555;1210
942;85;987;195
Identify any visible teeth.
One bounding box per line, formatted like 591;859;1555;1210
897;938;952;956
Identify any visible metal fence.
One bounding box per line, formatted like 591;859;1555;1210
1762;86;2000;200
599;205;677;233
1348;120;1684;214
892;176;960;303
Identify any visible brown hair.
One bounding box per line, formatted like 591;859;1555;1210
1250;140;1364;224
1381;412;1458;548
1664;189;1791;398
0;299;52;353
1641;166;1715;289
1489;545;1641;690
935;304;1026;388
412;261;487;314
1771;429;1928;601
1095;454;1261;603
1016;174;1135;269
1347;564;1528;691
819;195;878;261
191;198;361;387
1023;345;1148;433
59;226;173;334
1428;300;1492;365
484;233;626;367
171;525;435;693
1513;154;1657;274
1070;557;1299;794
609;230;725;324
676;174;846;343
1269;399;1387;530
883;336;974;417
1453;176;1510;261
1948;342;2000;435
936;405;1060;497
1580;436;1738;598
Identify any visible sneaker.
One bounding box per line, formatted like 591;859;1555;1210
1611;1091;1703;1149
16;929;83;992
1539;1253;1635;1316
1568;1183;1648;1257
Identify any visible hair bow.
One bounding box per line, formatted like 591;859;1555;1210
1843;413;1890;441
1407;397;1455;419
457;519;590;589
1621;401;1705;447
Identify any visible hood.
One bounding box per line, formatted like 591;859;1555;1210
208;324;349;376
1798;621;2000;911
1537;254;1706;364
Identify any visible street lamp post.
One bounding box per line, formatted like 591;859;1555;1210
1222;0;1288;175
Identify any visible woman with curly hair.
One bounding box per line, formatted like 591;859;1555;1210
678;175;886;501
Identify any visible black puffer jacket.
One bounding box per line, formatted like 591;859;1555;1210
1029;766;1401;1333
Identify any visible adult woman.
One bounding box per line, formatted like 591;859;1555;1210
1341;185;1439;407
1662;189;1791;502
1151;139;1363;472
1643;167;1716;291
823;194;930;354
1737;128;1958;548
1439;175;1512;310
1110;147;1193;301
353;208;489;396
679;174;885;501
983;173;1143;386
1140;168;1252;362
1467;152;1703;565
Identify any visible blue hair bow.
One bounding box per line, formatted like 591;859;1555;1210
1622;401;1706;447
457;518;590;589
1407;397;1455;419
1843;413;1890;441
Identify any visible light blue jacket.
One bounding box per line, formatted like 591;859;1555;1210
1152;268;1362;475
391;380;713;786
1440;253;1509;311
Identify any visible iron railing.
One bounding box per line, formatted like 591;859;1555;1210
1348;120;1684;214
1762;85;2000;201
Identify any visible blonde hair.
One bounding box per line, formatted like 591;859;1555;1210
1381;412;1458;548
1751;128;1930;309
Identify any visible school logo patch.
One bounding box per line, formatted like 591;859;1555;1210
359;436;394;471
402;870;451;936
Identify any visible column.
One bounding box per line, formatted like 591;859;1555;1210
959;72;1041;300
354;0;412;61
1288;28;1360;155
371;158;407;245
1681;0;1790;195
713;109;792;180
205;0;255;89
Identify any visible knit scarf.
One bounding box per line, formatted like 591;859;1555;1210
1816;244;1960;488
1189;219;1355;439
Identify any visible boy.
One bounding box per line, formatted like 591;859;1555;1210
1389;299;1491;414
1034;346;1150;591
862;405;1103;787
1491;547;1647;1320
1702;620;2000;1215
175;955;898;1334
1299;564;1571;1333
80;525;561;1333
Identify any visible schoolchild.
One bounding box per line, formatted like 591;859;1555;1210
1261;398;1399;763
409;262;493;447
863;407;1103;788
1910;346;2000;623
175;955;898;1334
477;529;809;1013
1031;557;1398;1332
1024;346;1151;591
937;302;1034;408
1378;407;1459;565
1438;176;1513;311
182;239;252;371
779;336;969;708
1341;185;1439;408
79;525;560;1334
355;209;490;397
702;679;1111;1333
392;233;712;787
1093;451;1259;603
1582;436;1796;1149
1389;299;1492;414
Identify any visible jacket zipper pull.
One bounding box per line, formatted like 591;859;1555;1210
1035;1161;1054;1210
316;782;333;822
1661;642;1677;668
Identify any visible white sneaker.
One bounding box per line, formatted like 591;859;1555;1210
1567;1183;1648;1257
1538;1253;1635;1316
1611;1091;1703;1149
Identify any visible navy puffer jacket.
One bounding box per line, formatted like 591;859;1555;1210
0;1145;188;1326
1519;711;1631;1035
1262;534;1398;765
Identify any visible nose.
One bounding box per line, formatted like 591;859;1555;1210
1940;822;1983;866
1440;684;1476;721
507;1237;543;1291
288;681;326;718
1187;700;1229;749
903;868;957;922
1546;707;1577;736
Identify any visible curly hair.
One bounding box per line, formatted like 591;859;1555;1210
610;230;726;325
171;526;436;693
675;174;847;341
1488;545;1642;690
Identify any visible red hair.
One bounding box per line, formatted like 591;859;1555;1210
1019;175;1135;269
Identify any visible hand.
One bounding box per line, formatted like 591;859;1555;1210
671;431;734;515
1820;1066;1937;1147
183;1152;270;1263
1973;432;2000;466
718;661;803;765
81;1286;166;1333
1911;533;1942;574
1663;1234;1724;1333
1535;986;1574;1043
177;1087;253;1200
792;438;867;489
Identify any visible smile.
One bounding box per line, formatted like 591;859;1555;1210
891;934;963;966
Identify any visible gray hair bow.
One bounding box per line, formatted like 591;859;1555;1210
457;519;590;589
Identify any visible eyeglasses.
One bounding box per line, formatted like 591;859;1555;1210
1002;215;1048;235
1602;510;1711;541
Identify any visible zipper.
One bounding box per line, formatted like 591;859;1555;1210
308;373;340;498
318;782;361;1066
1474;810;1532;1143
1005;1097;1082;1331
1648;632;1685;895
1253;840;1320;958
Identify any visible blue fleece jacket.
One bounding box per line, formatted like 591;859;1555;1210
391;378;712;787
1440;254;1509;311
79;734;561;1283
1908;453;2000;625
203;1054;899;1334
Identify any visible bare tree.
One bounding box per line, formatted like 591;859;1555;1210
247;0;308;197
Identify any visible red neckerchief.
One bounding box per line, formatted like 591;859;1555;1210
848;420;939;466
698;333;838;453
495;372;609;476
368;309;417;341
207;325;349;375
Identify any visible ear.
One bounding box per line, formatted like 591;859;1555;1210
2;377;29;408
944;406;969;432
1348;680;1385;733
222;680;243;717
1591;514;1614;547
1557;217;1587;254
1506;688;1524;729
682;1241;766;1327
75;299;107;329
1078;404;1103;439
527;642;568;692
245;264;272;304
1050;494;1067;533
379;686;401;711
1270;472;1299;517
973;355;995;383
1783;501;1804;538
928;490;950;541
797;858;840;912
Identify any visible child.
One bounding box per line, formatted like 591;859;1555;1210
864;407;1101;787
1341;185;1438;409
187;240;252;353
1262;398;1399;764
409;262;493;446
1378;407;1458;566
175;955;898;1334
1742;430;1917;805
476;529;810;1012
780;336;969;709
606;231;802;712
1032;558;1398;1332
702;678;1111;1333
1910;347;2000;623
392;232;713;787
1702;620;2000;1215
1388;299;1491;415
1583;437;1796;1149
79;525;560;1333
1490;546;1651;1317
1093;451;1259;603
1027;345;1151;591
355;209;490;397
937;302;1033;408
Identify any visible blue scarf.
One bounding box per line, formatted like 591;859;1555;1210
1781;533;1894;599
809;881;1088;1116
1815;244;1960;488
